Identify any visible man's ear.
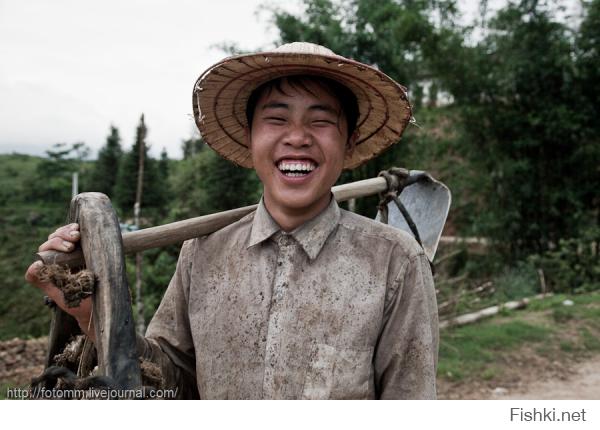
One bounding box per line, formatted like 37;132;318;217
345;130;359;157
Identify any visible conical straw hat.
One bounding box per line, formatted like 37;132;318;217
193;42;412;169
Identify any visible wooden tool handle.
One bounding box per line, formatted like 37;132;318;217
36;177;388;268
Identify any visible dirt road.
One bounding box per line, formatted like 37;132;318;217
489;356;600;400
438;353;600;400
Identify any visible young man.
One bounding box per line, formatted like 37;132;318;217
26;42;438;399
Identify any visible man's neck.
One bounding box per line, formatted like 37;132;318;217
263;193;332;232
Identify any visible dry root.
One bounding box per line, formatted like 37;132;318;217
53;334;86;368
38;264;95;308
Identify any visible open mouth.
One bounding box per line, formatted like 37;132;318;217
276;160;318;178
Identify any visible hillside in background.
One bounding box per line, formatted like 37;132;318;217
0;154;68;340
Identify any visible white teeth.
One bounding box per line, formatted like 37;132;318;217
277;161;316;172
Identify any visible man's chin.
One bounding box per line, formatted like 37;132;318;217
270;191;331;212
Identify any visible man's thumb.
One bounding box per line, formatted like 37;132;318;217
25;260;45;284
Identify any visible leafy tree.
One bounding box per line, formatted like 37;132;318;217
181;137;206;159
436;0;586;256
574;0;600;230
88;125;123;197
272;0;459;101
158;147;170;185
28;142;91;204
114;115;168;220
170;149;262;220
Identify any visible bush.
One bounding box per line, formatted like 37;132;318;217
529;227;600;294
493;261;539;301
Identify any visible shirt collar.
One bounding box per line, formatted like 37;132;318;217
247;197;281;248
247;195;341;261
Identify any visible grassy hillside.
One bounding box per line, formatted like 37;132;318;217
0;153;179;340
0;154;71;340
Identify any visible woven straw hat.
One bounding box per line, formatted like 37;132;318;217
193;42;412;169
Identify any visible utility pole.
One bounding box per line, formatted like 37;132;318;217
134;114;146;335
72;172;79;198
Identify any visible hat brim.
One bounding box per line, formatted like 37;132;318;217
193;51;411;169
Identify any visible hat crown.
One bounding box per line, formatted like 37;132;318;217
273;42;339;57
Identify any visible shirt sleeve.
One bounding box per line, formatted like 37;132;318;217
373;252;439;399
136;239;200;399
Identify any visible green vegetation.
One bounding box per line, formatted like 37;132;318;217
0;383;13;400
529;228;600;294
0;122;262;340
114;115;169;218
88;125;123;197
439;292;600;382
0;154;68;340
439;320;552;381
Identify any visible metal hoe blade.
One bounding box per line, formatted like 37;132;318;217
375;170;451;262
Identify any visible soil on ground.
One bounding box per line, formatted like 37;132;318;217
0;337;47;389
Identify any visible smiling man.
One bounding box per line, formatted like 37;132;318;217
26;42;438;399
245;75;358;231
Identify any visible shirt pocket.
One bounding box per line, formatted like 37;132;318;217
301;343;374;400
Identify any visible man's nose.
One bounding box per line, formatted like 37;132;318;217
284;123;312;147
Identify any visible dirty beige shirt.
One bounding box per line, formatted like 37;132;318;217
137;196;438;399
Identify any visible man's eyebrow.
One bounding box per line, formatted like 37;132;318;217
260;102;339;114
260;102;289;110
308;104;339;115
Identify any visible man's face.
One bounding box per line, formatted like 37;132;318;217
246;80;356;219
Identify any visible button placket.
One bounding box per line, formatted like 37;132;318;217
262;233;297;398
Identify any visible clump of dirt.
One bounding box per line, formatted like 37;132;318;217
140;358;164;389
0;337;47;388
37;264;95;308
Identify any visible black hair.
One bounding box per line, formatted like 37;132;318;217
245;75;359;139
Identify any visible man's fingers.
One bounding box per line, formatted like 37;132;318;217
25;261;92;327
38;223;80;252
48;223;80;242
38;236;77;253
24;260;44;284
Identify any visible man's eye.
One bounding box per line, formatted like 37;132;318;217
265;116;286;123
313;119;335;126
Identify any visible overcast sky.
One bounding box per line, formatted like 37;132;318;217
0;0;577;159
0;0;303;158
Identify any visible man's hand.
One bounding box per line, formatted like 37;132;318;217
25;223;96;342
